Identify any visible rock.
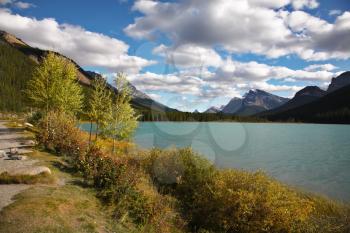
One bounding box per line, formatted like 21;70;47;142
13;166;51;176
29;166;51;175
26;140;36;146
24;122;34;128
0;150;6;158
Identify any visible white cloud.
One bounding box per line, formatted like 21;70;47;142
125;0;350;61
249;0;318;9
147;93;161;101
153;44;222;69
14;1;35;9
127;57;338;102
291;0;319;10
0;9;155;73
329;9;342;16
128;71;204;95
304;64;337;71
0;0;12;5
0;0;35;9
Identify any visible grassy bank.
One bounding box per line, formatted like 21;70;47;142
0;148;130;233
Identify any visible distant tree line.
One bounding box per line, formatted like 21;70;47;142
138;110;268;122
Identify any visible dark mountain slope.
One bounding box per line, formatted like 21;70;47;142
0;41;36;112
259;86;326;116
265;84;350;124
222;97;243;114
327;71;350;92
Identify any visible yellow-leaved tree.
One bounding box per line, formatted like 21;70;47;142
103;73;139;153
27;52;83;116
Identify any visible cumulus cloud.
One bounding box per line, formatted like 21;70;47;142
249;0;318;9
304;64;337;71
128;71;204;95
127;56;338;102
14;1;35;9
125;0;350;61
153;44;222;69
0;0;12;4
0;9;155;73
291;0;319;10
0;0;35;9
329;9;342;16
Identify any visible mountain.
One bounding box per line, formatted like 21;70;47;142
204;106;224;113
193;109;199;113
222;97;243;114
327;71;350;92
222;89;289;116
265;81;350;124
259;86;326;116
0;30;175;113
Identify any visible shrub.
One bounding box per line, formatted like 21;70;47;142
37;111;87;157
145;148;322;233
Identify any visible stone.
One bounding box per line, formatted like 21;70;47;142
25;122;34;128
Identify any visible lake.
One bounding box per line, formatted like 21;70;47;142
80;122;350;201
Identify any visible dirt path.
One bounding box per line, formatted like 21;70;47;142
0;121;49;211
0;185;30;211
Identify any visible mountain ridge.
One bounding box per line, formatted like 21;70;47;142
220;89;289;116
260;72;350;119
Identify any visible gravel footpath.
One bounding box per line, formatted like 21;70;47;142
0;121;50;211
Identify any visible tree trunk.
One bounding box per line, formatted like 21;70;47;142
89;121;93;145
112;138;115;154
95;123;99;141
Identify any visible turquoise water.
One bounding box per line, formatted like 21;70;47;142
80;122;350;201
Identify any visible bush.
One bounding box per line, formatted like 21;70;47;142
78;145;186;231
144;148;350;233
37;111;87;157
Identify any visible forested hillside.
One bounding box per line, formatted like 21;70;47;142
0;43;36;112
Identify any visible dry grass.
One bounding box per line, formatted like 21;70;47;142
0;149;130;233
0;172;55;184
0;185;127;233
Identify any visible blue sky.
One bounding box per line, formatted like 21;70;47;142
0;0;350;112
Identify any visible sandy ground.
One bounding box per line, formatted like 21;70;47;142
0;121;50;211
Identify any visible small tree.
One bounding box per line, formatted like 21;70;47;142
104;73;139;153
27;52;83;116
87;77;112;143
